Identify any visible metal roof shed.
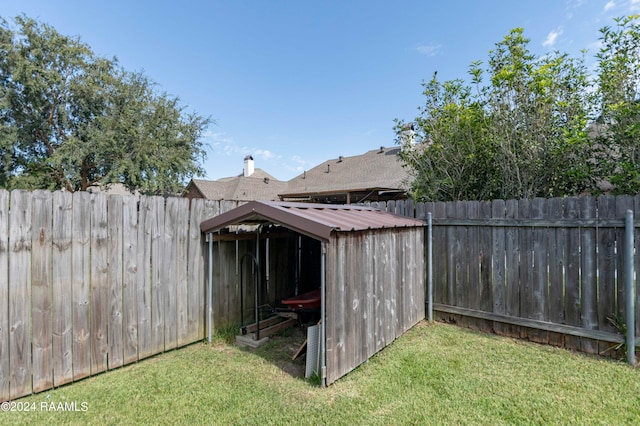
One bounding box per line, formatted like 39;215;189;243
201;201;425;386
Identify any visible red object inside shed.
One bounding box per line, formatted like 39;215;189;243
281;289;321;310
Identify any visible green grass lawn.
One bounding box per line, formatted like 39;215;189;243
4;322;640;425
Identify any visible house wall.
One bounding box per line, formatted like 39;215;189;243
324;227;425;384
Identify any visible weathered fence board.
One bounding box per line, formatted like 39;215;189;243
122;195;139;364
136;197;153;359
171;197;190;347
164;197;178;350
150;196;165;354
491;200;506;336
31;190;53;393
90;193;109;374
187;199;205;343
0;190;9;401
478;201;493;333
52;190;73;386
579;196;598;354
9;190;32;400
72;192;91;380
597;195;617;340
107;195;124;369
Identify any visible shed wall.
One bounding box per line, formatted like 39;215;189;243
325;227;425;384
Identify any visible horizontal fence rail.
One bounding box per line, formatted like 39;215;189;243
0;189;240;402
372;195;639;358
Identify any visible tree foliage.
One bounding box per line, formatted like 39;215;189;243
398;16;640;201
596;15;640;195
0;15;210;194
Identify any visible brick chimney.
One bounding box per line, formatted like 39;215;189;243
243;155;254;177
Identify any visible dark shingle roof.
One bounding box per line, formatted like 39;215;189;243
280;147;410;198
189;169;286;201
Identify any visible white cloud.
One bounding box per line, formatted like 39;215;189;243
255;149;278;160
543;27;564;47
604;0;616;11
415;42;442;57
631;0;640;12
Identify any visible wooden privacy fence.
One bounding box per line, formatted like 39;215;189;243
372;195;640;356
0;189;239;402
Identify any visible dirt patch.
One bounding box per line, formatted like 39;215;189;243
254;325;308;379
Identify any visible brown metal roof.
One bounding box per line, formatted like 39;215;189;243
200;200;425;242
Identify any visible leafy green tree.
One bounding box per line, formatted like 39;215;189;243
0;16;210;194
398;28;596;201
596;15;640;194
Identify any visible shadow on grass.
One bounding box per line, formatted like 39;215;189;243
211;321;311;382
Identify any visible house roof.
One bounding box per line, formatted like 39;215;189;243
200;200;425;242
280;146;410;200
188;170;287;201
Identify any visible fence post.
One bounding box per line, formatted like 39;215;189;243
625;210;635;366
427;212;433;322
208;232;213;343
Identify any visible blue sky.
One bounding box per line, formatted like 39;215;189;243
3;0;640;181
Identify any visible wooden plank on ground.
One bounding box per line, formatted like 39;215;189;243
122;195;139;364
31;189;54;393
107;195;124;369
136;196;152;359
52;190;73;386
0;190;9;401
9;190;32;399
72;191;91;380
